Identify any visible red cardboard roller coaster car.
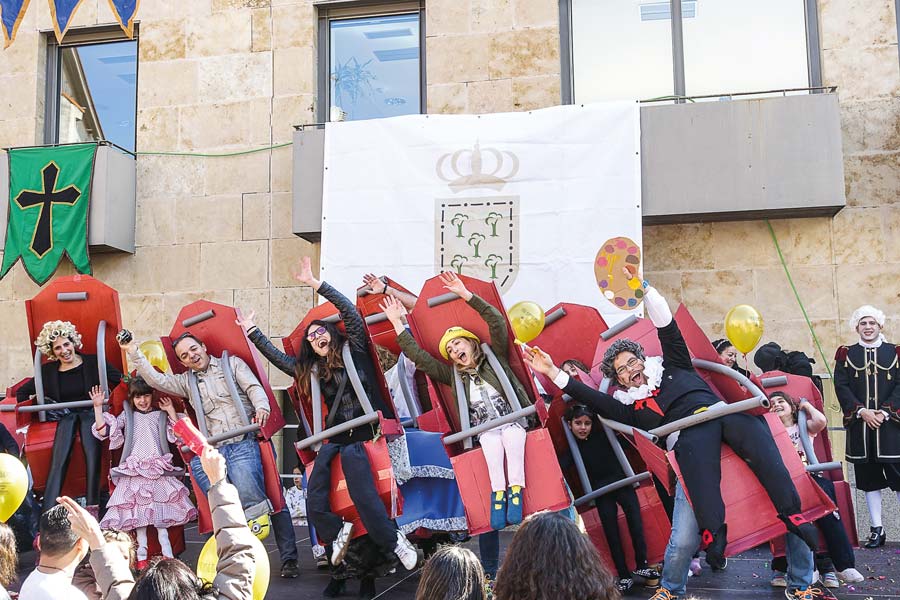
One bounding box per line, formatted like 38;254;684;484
283;292;404;539
159;301;287;534
405;274;570;536
530;303;671;571
593;305;836;557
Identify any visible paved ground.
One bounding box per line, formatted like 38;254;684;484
12;523;900;599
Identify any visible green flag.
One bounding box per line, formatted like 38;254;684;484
1;143;96;284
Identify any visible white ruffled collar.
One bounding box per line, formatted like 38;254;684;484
859;334;886;349
613;356;664;405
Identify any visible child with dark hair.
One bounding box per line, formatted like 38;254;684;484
768;391;864;589
564;404;659;592
92;375;197;567
0;523;17;600
415;546;486;600
20;505;90;599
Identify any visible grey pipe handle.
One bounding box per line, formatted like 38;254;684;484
602;422;637;478
760;375;789;388
97;320;110;399
294;412;381;450
182;310;216;328
806;462;842;473
395;356;420;428
443;405;536;446
181;423;261;453
364;313;388;325
561;417;593;496
18;399;109;412
574;473;651;507
121;401;135;462
481;344;524;414
453;370;473;449
427;292;460;308
57;291;88;301
309;368;323;451
33;348;46;423
340;343;375;415
648;396;769;438
220;351;251;427
691;358;766;400
543;307;567;328
600;314;639;341
187;371;211;437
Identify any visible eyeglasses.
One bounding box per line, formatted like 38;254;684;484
615;356;642;377
306;326;328;342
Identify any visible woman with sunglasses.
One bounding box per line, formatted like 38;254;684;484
236;256;417;600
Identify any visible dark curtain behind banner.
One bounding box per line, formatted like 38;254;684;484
107;0;138;37
1;143;96;284
0;0;30;47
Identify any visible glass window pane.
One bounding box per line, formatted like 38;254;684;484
329;13;421;121
58;40;137;152
683;0;809;97
572;0;674;103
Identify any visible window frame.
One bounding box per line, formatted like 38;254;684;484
316;0;425;123
559;0;824;104
43;25;139;153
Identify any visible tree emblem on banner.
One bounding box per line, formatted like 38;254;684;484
1;143;95;284
435;142;520;292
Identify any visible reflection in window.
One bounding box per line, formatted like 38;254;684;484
58;40;137;152
571;0;674;103
682;0;808;97
329;13;420;121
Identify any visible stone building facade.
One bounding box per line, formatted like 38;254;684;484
0;0;898;530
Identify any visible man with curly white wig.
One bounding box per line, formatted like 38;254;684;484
834;305;900;549
16;320;122;513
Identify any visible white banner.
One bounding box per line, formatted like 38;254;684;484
320;102;642;323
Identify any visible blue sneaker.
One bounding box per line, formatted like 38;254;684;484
507;485;524;525
490;491;507;531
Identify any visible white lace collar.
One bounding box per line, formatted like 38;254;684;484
859;334;886;349
612;356;664;405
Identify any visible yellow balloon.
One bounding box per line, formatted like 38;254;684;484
724;304;764;355
139;340;170;372
0;454;28;522
197;534;270;600
508;301;546;344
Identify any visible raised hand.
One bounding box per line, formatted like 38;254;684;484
200;445;227;486
362;273;387;295
522;346;559;378
294;256;319;288
235;308;257;332
116;329;136;352
440;271;472;301
58;495;104;550
254;407;270;428
158;396;177;419
89;385;105;408
380;296;408;324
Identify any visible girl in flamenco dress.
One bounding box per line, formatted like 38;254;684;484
92;375;198;568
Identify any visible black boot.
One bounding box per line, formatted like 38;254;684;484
358;577;376;600
780;513;819;551
864;526;886;549
702;524;728;570
323;577;346;598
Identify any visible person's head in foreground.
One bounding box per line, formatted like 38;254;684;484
493;511;619;600
0;523;17;590
415;546;486;600
128;556;217;600
39;504;89;567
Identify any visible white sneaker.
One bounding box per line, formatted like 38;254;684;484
331;522;354;566
393;531;418;570
837;567;864;583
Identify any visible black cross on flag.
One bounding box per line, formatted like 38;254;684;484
1;143;96;284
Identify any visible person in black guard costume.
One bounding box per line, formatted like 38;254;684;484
525;267;820;569
236;256;417;600
16;320;122;514
563;403;660;592
833;305;900;549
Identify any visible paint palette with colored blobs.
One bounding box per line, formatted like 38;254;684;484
594;237;643;310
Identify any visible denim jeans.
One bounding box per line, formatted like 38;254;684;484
190;437;271;520
660;482;814;595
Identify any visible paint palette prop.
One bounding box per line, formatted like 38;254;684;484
594;237;643;310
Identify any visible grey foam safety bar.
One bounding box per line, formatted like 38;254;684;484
797;409;842;473
33;348;46;423
602;421;638;478
17;399;108;412
574;473;652;507
600;314;639;341
187;371;211;437
396;357;420;428
97;320;110;399
453;369;472;449
220;351;251;427
182;310;216;328
296;412;380;450
760;375;789;388
322;313;342;324
57;292;88;301
443;405;536;446
543;307;567;328
181;423;261;453
341;343;375;415
691;358;767;400
427;292;461;308
364;312;388;325
648;396;769;438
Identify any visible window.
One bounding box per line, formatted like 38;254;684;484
564;0;820;103
318;2;423;122
46;28;138;152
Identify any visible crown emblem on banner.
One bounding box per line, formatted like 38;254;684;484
436;142;520;193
